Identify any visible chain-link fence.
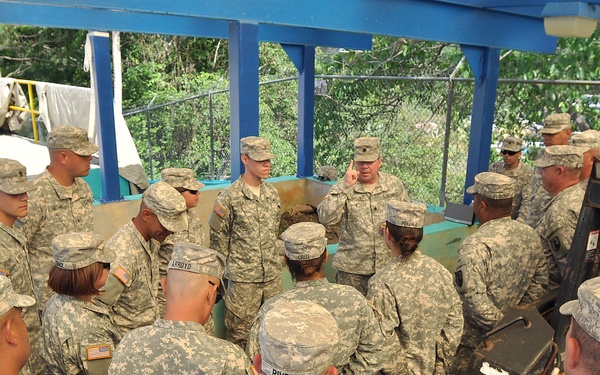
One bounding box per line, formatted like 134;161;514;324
123;75;600;205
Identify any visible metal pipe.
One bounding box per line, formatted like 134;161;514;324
146;94;157;181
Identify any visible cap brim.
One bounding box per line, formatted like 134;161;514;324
96;247;117;265
354;156;379;162
249;152;275;161
157;211;188;233
14;293;36;309
72;143;99;156
559;299;579;315
184;180;205;191
0;181;37;195
533;159;552;168
540;128;563;135
466;185;476;194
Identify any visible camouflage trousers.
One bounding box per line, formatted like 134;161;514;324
335;270;373;297
224;275;283;349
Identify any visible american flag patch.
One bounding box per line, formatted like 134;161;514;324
113;266;131;285
86;345;111;360
0;269;7;277
213;202;227;218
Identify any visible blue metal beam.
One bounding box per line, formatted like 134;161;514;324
88;31;122;202
1;0;558;53
0;2;372;50
229;21;260;180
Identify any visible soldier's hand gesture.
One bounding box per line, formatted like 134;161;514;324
344;160;359;186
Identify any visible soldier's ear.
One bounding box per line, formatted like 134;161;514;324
241;154;249;165
565;335;582;371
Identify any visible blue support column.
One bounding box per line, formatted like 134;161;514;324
89;31;121;202
282;44;315;177
461;45;500;204
229;21;260;180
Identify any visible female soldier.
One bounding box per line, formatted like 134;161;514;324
41;232;121;375
367;201;464;374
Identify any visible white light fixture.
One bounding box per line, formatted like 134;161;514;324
542;2;600;38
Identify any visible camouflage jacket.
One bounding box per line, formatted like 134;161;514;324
535;184;585;286
525;170;551;228
317;172;410;275
367;251;463;375
456;217;549;348
41;294;121;375
17;169;94;310
247;277;388;374
97;221;160;335
0;223;43;375
109;319;253;375
489;161;533;221
209;177;281;282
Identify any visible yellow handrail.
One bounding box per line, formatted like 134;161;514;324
7;79;40;142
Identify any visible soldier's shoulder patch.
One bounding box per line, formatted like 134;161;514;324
550;236;561;252
86;344;111;360
213;202;227;219
454;270;463;288
113;266;131;285
0;269;7;277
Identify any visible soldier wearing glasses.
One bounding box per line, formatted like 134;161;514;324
489;137;533;221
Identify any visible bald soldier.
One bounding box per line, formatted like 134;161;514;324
453;172;548;372
18;125;97;312
318;137;410;295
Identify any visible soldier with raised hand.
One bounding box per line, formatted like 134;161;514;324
453;172;548;373
209;136;282;349
0;276;36;375
17;125;98;312
367;201;463;375
252;299;340;375
97;182;187;334
109;243;254;375
534;145;586;288
0;159;43;375
489;137;533;221
246;222;388;374
318;137;410;295
569;130;600;190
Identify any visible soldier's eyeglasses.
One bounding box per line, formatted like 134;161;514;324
501;150;518;156
208;280;223;303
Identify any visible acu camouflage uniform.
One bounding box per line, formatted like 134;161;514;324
489;160;533;222
559;276;600;344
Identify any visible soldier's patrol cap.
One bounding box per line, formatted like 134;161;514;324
540;113;572;134
354;137;381;162
316;165;338;181
0;158;36;195
281;222;328;261
466;172;516;199
570;130;600;150
386;200;427;228
500;137;523;152
560;276;600;343
160;168;205;191
0;275;35;317
168;242;226;295
52;232;116;270
259;299;339;375
47;125;99;156
142;181;188;232
240;136;275;161
533;145;585;169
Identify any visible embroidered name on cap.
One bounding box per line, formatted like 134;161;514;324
168;260;192;271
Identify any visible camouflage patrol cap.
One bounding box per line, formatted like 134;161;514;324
466;172;516;199
0;158;36;194
560;276;600;343
240;136;275;161
168;242;226;295
386;200;427;228
316;165;338;181
160;168;205;191
500;137;523;152
281;222;327;261
0;276;35;317
47;125;99;156
533;145;585;169
570;130;600;150
540;113;572;134
52;232;116;270
142;182;188;232
259;299;339;375
354;137;381;162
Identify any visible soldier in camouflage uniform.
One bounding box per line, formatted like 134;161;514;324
318;137;410;296
367;201;463;375
453;172;548;373
253;299;340;375
534;146;586;288
246;222;388;374
0;275;36;375
109;242;254;375
570;130;600;190
489;137;533;221
209;136;282;348
42;232;121;375
0;159;43;375
526;113;573;227
97;182;187;334
560;277;600;375
17;125;98;312
157;168;205;317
